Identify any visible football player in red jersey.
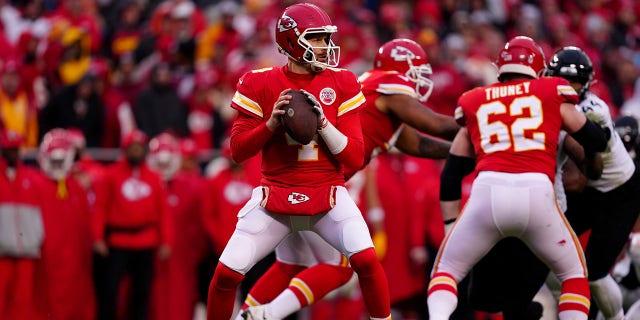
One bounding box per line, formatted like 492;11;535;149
428;36;609;320
205;3;392;320
238;38;460;319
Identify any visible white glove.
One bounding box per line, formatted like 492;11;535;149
300;89;327;129
299;89;346;154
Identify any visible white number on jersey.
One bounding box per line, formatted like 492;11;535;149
285;133;319;161
477;96;545;153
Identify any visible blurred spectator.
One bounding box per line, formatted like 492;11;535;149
202;140;260;258
0;130;43;319
133;62;189;138
179;137;201;175
1;0;50;45
185;65;227;152
90;59;137;148
111;52;146;105
608;52;639;111
147;132;208;320
67;127;104;194
48;0;104;54
362;154;429;318
104;0;144;61
196;0;243;67
419;31;472;116
33;128;95;320
92;130;172;320
0;59;39;147
15;31;49;109
56;27;93;86
39;73;106;147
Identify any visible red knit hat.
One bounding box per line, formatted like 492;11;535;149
121;130;148;149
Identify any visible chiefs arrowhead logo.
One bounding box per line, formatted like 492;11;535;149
277;14;297;32
288;192;310;204
390;45;416;62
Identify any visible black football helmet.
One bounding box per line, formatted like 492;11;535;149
614;115;639;153
546;46;594;100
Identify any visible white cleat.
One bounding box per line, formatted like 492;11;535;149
241;305;277;320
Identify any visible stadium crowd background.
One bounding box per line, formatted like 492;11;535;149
2;0;640;319
2;0;639;154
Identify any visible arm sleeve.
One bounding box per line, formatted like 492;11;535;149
229;112;274;164
439;154;476;201
570;119;610;156
334;110;364;173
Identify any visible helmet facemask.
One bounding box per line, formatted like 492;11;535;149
297;28;340;71
147;149;181;181
406;60;433;102
39;148;76;181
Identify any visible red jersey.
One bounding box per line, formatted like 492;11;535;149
92;160;173;249
358;69;420;166
455;77;578;180
230;65;365;188
34;175;95;320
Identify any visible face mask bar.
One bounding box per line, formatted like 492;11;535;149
298;26;340;70
406;60;434;102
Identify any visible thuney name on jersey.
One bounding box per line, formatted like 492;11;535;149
484;81;531;100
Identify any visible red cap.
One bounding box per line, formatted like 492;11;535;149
121;130;148;149
66;128;86;149
0;129;23;148
180;138;198;158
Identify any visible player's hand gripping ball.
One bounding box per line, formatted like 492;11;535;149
280;89;318;144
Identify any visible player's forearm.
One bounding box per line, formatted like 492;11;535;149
230;116;274;163
395;127;449;158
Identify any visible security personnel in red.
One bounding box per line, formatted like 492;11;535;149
92;129;173;320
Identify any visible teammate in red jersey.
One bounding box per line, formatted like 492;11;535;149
239;38;459;319
428;36;609;320
205;3;392;320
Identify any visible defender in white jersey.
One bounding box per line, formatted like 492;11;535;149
548;47;640;320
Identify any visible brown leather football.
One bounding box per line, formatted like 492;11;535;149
280;90;318;145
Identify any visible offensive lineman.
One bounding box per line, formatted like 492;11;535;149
429;37;609;320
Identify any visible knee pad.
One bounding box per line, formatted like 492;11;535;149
349;248;378;275
219;234;257;274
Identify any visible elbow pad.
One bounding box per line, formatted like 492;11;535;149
571;120;610;156
440;154;475;201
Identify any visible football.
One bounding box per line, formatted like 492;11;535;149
280;90;318;145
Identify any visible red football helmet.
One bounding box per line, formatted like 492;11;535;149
147;133;181;181
38;129;75;180
495;36;546;81
374;38;434;102
275;3;340;70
